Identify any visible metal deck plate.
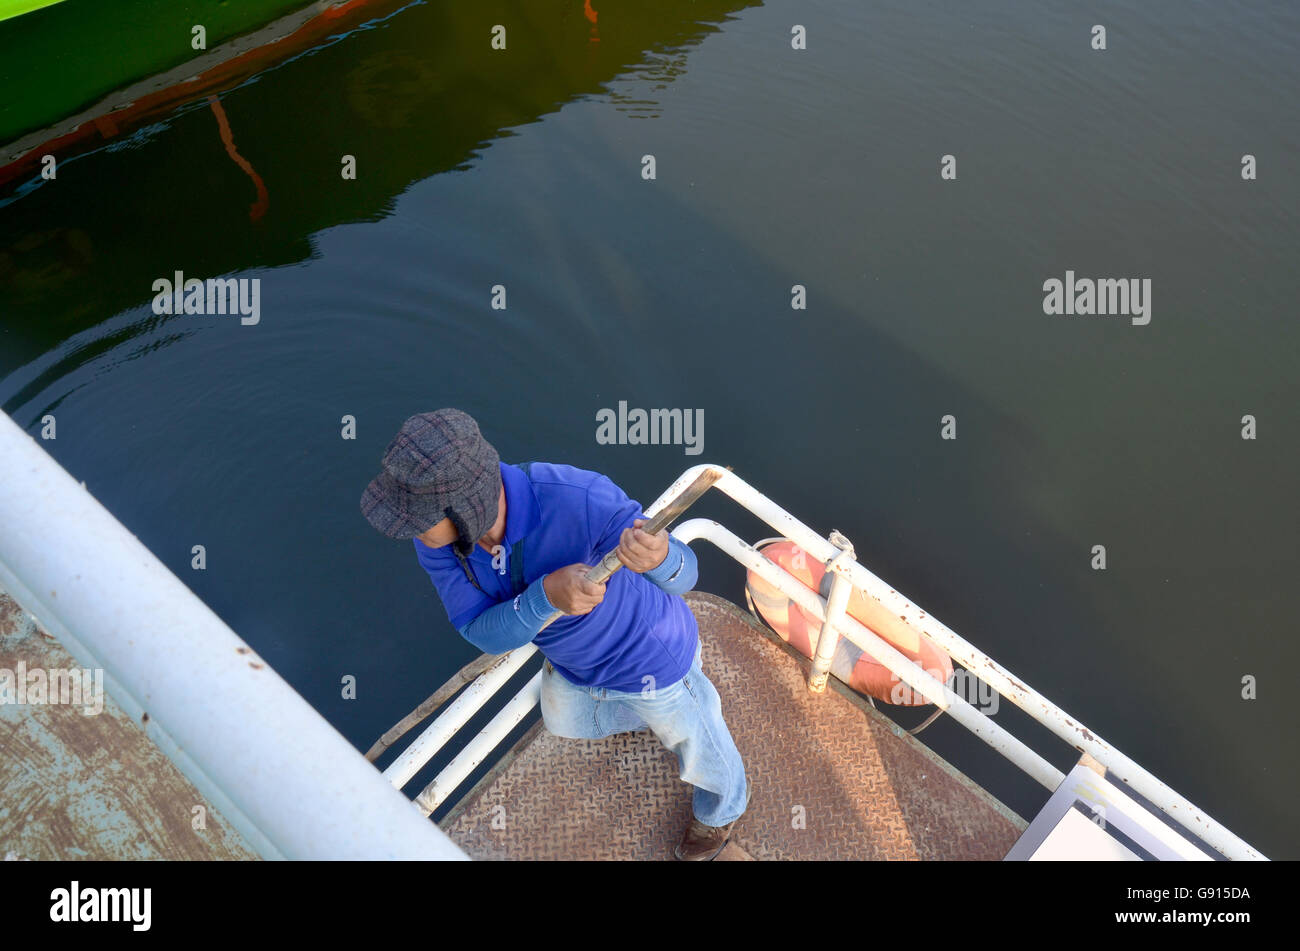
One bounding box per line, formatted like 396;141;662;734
441;592;1026;860
0;591;258;860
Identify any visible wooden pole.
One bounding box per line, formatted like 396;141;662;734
535;467;723;633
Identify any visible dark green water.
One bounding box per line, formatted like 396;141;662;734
2;0;1296;857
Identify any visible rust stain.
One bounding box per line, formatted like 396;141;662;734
0;589;258;860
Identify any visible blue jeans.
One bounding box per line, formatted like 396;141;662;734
540;639;749;827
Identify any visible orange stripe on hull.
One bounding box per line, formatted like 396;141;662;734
0;0;403;191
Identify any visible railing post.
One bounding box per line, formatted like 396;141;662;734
808;530;854;693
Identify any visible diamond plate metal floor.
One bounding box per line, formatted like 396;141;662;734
440;592;1027;860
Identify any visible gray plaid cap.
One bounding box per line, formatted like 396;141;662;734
360;409;500;550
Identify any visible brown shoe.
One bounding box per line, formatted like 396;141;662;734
674;817;736;861
674;784;752;861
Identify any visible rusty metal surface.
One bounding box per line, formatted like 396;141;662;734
441;592;1027;860
0;589;258;860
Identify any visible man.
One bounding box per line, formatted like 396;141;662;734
360;409;749;860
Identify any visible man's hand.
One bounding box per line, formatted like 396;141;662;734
543;564;606;616
616;518;669;573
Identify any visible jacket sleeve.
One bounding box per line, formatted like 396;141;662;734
641;535;698;595
455;576;557;653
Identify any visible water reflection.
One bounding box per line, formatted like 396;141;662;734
0;0;759;386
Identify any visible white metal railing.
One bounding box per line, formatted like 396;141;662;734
0;410;467;860
383;645;537;792
384;463;1266;862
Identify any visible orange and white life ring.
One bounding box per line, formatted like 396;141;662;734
745;540;953;705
